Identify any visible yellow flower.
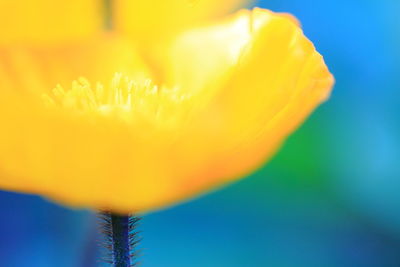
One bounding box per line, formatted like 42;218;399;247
0;1;334;213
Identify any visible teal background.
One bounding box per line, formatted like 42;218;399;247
0;0;399;266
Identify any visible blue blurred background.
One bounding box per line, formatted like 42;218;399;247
1;0;399;266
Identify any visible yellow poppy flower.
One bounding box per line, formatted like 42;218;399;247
0;1;334;213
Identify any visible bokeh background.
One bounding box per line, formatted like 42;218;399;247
1;0;399;266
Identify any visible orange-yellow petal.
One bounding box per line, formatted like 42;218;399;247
113;0;251;45
0;0;102;44
0;76;192;213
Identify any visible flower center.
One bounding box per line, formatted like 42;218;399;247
42;73;192;126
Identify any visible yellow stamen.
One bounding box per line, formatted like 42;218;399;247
43;73;192;127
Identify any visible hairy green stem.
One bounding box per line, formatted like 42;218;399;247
110;214;131;267
99;212;141;266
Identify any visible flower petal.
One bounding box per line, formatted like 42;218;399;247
113;0;251;45
0;84;187;213
0;35;151;95
0;0;102;44
165;10;252;94
154;8;334;210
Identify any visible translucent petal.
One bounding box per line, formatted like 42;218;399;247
155;8;334;211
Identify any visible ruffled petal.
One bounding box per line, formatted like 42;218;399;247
152;8;334;210
0;0;103;44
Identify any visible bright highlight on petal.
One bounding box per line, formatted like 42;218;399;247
0;0;102;44
113;0;252;45
166;10;253;93
0;7;334;213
